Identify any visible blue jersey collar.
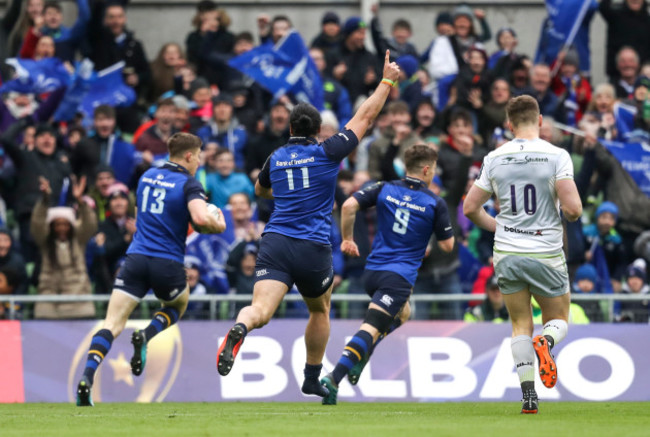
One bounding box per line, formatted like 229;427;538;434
288;136;319;145
162;161;191;175
404;176;427;188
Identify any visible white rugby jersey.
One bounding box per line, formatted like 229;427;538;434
474;137;574;253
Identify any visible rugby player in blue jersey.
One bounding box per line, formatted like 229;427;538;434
76;133;226;406
216;50;401;398
320;144;455;404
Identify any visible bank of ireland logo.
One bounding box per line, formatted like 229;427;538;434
68;320;183;403
291;153;298;159
403;195;412;202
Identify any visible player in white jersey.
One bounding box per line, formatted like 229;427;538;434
463;96;582;414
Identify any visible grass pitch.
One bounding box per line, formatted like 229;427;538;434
3;402;649;437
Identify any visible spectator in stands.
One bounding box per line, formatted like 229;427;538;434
329;16;380;104
528;63;563;121
31;176;96;319
196;94;248;170
369;3;418;62
412;99;442;141
586;83;617;140
0;228;27;295
464;275;509;322
38;0;89;62
7;0;42;61
311;12;342;59
135;98;177;159
1;121;71;262
245;102;290;180
310;47;352;128
225;240;258;316
425;5;491;81
184;256;212;319
488;27;517;69
87;0;150;111
206;148;253;208
228;192;265;241
453;44;491;113
394;55;425;111
612;46;640;99
475;78;510;149
551;50;592;126
367;101;422;181
584;201;627;292
572;263;605;322
19;27;56;60
227;79;263;135
70;105;137;186
616;259;649;323
600;0;650;82
0;265;22;319
434;11;454;37
149;43;185;102
92;184;135;294
187;77;213;131
318;110;339;144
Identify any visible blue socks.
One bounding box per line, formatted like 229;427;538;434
83;329;114;385
143;307;180;342
332;330;373;384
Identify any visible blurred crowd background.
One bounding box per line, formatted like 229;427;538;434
0;0;649;323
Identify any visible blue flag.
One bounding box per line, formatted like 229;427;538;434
79;62;135;126
600;139;650;197
535;0;597;72
185;209;236;294
613;102;650;143
1;57;71;94
229;30;324;110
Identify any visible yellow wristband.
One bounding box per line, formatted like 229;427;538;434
381;78;396;87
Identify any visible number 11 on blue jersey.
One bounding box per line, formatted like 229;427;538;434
286;167;310;191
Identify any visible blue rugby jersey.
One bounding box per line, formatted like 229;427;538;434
353;176;454;284
128;162;206;263
258;129;358;245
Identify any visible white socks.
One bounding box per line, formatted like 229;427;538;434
542;319;568;347
511;335;535;383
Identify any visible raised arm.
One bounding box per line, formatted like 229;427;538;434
555;179;582;222
344;50;400;141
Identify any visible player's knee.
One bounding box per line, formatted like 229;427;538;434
363;308;394;334
399;302;411;323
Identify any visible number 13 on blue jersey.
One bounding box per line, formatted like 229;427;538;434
141;186;166;214
286;167;310;190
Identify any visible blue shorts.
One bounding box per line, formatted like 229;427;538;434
255;232;333;298
114;254;187;302
363;269;412;317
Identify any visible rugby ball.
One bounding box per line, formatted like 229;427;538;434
192;203;221;233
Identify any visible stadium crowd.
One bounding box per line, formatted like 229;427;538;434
0;0;649;323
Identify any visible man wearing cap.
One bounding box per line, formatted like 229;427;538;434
0;119;71;262
617;259;649;323
464;275;509;322
71;105;137;186
196;94;248;170
394;55;425;111
311;11;343;58
328;16;380;104
583;201;627;292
